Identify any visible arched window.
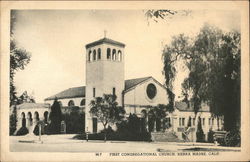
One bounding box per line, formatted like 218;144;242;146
34;111;39;122
58;101;63;107
98;48;101;60
93;50;96;61
107;48;111;60
118;50;122;61
44;111;49;123
88;50;92;61
68;100;75;106
112;49;116;61
80;99;86;106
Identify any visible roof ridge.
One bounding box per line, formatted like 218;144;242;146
125;76;151;81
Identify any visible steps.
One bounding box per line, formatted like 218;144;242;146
151;131;182;142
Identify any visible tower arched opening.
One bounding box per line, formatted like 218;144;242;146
118;50;122;61
88;50;92;61
112;49;116;61
93;50;97;61
107;48;111;60
98;48;101;60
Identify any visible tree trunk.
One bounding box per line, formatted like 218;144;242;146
104;125;107;142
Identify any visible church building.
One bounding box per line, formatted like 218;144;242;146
16;36;223;142
45;37;169;133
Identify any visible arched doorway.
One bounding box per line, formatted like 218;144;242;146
34;111;39;123
141;109;147;132
27;112;33;127
44;111;49;123
21;112;26;127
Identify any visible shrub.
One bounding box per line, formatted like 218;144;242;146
49;98;62;134
16;127;28;136
207;129;214;143
63;112;85;134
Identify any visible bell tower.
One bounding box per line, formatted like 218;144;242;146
85;36;125;133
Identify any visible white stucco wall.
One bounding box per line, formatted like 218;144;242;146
85;43;125;133
171;109;223;142
124;77;169;116
16;104;50;134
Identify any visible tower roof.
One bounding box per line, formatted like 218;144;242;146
85;37;125;48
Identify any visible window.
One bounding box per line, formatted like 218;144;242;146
118;50;122;61
80;99;85;106
98;48;101;60
112;49;116;61
68;100;75;106
58;101;63;107
209;118;211;125
179;118;185;126
93;88;95;97
146;83;157;99
212;118;214;125
93;50;96;61
107;48;111;60
182;118;185;126
88;50;92;61
112;87;116;96
202;118;205;125
92;118;97;133
192;118;195;126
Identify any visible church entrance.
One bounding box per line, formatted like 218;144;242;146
92;118;97;133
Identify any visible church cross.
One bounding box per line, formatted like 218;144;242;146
104;30;107;38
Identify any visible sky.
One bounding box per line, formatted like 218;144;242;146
13;10;240;102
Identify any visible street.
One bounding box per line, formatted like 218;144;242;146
9;134;240;152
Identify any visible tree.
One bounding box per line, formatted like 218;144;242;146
196;116;205;142
162;23;241;132
48;98;62;134
10;10;31;106
89;94;125;141
9;104;17;135
145;10;192;24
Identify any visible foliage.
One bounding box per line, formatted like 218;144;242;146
145;10;192;24
63;111;85;134
9;105;17;135
10;11;31;106
73;115;151;141
89;94;125;141
207;129;214;143
48;98;62;134
162;23;241;131
16;126;29;136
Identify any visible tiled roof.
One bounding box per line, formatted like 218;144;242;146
85;37;125;48
175;101;210;112
124;76;152;91
44;86;85;101
44;77;154;101
17;103;50;109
